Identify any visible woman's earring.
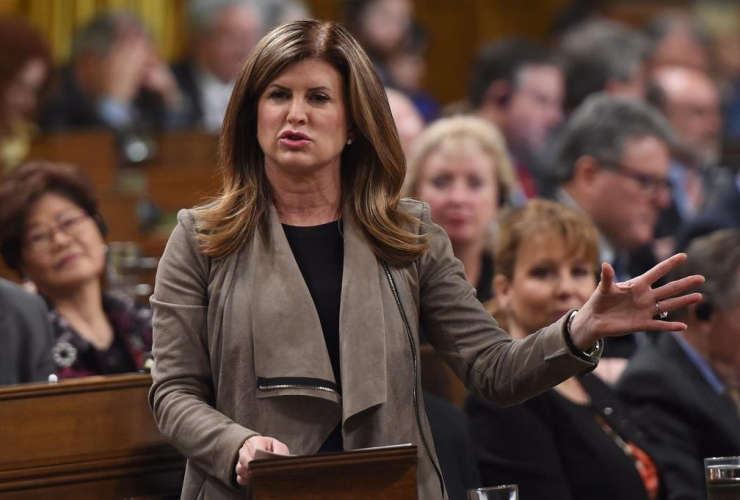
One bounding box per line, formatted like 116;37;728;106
346;139;353;145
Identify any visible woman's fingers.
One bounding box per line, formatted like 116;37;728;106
235;461;249;485
235;436;263;486
645;319;689;332
599;262;615;289
656;293;704;314
271;439;291;455
235;436;292;487
638;253;688;285
652;275;705;300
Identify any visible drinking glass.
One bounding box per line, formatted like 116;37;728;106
705;456;740;500
467;484;518;500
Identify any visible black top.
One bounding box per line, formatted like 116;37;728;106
466;374;660;500
476;252;494;303
283;220;344;453
47;293;152;379
283;220;344;389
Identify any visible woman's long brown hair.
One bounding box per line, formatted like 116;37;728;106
194;19;428;265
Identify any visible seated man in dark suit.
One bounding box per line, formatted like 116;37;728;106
675;172;740;252
172;0;264;133
617;228;740;500
38;12;187;134
0;278;55;386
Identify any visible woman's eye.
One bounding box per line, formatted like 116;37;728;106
467;177;484;189
431;176;450;189
572;266;591;277
27;233;46;244
59;218;78;230
268;90;289;100
311;93;330;103
529;267;553;279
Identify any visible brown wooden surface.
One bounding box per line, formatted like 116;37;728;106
26;131;118;191
420;344;468;409
0;374;183;499
250;445;418;500
141;131;221;211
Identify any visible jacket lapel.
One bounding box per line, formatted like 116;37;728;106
339;211;388;423
249;205;339;404
247;205;388;419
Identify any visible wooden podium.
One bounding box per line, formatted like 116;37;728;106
249;445;418;500
0;374;183;499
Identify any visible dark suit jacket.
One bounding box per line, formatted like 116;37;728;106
617;334;740;500
38;65;169;133
171;60;204;130
0;279;55;386
675;177;740;252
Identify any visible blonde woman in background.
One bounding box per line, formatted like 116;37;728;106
404;116;516;302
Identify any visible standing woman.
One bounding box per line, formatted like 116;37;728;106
149;20;702;500
404;116;515;302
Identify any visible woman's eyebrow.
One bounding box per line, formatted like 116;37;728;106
268;83;333;92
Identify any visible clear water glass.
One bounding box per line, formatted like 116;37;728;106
705;456;740;500
467;484;518;500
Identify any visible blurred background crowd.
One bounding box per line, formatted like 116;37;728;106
1;0;740;499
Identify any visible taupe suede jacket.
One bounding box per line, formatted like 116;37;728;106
149;199;599;500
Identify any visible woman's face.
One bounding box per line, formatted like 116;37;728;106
417;145;498;249
496;235;597;337
21;192;106;295
257;58;349;182
358;0;413;56
4;58;47;121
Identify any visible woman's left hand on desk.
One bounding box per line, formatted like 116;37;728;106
235;435;291;486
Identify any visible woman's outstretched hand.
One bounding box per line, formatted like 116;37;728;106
569;253;704;350
235;436;291;486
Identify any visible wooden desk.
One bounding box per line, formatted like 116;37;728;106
250;445;418;500
0;374;183;499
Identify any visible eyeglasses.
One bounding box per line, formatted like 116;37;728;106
24;211;92;255
599;160;673;197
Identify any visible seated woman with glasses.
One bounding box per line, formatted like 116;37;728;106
0;161;152;379
465;199;662;500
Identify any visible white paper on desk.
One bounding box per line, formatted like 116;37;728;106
352;443;414;452
253;443;413;460
253;448;298;460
